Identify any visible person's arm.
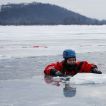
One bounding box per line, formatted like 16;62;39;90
50;69;63;76
78;61;102;74
44;62;63;76
91;65;102;74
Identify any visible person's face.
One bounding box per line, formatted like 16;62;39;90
66;58;76;65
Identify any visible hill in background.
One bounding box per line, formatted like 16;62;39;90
0;2;106;25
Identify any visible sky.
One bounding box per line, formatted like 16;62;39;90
0;0;106;20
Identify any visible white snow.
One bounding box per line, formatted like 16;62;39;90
70;73;106;85
0;25;106;59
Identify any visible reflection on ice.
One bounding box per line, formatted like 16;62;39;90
44;75;76;97
44;73;106;98
0;75;106;106
44;75;61;86
63;83;76;97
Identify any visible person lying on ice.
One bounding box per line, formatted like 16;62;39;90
44;49;102;77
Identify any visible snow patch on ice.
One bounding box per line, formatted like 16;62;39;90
70;73;106;85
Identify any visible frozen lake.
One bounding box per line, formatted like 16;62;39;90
0;25;106;58
0;25;106;106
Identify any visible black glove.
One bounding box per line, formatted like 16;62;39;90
91;67;102;74
50;69;63;76
55;71;63;76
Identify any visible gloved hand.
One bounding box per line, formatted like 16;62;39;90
50;69;63;76
91;67;102;74
55;71;63;76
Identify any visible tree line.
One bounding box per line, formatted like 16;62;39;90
0;2;106;25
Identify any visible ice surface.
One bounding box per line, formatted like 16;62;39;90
0;74;106;106
0;25;106;106
0;25;106;59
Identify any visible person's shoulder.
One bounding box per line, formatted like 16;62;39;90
55;60;63;65
55;60;64;66
76;61;89;64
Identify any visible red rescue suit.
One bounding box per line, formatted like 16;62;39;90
44;61;96;76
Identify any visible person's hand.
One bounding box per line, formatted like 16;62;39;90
50;69;63;76
91;68;102;74
55;71;63;76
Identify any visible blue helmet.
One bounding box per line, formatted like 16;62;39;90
63;49;76;59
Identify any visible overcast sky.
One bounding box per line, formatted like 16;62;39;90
0;0;106;20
